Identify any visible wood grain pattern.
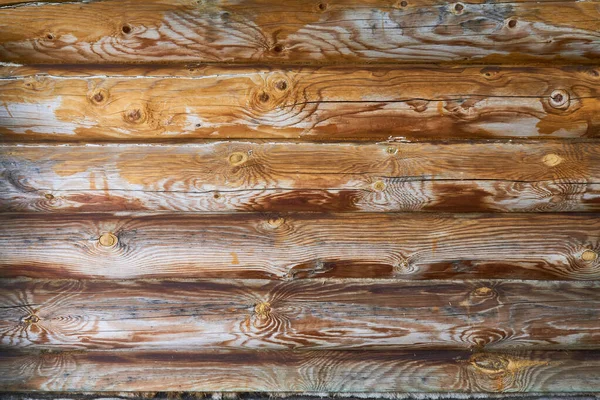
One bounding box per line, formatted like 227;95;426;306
2;65;600;141
1;213;599;280
1;0;600;65
1;349;599;392
1;279;599;351
2;142;600;213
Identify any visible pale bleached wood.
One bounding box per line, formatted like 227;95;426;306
1;213;599;280
2;142;600;213
1;0;600;64
1;349;599;392
1;65;600;141
1;279;598;351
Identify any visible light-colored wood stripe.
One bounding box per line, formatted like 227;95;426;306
1;349;599;392
1;0;599;64
2;142;600;213
1;279;598;351
1;65;599;141
1;213;599;280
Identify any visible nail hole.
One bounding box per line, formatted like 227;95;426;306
122;24;132;34
454;3;464;13
508;19;517;28
195;123;202;128
99;232;118;247
318;3;327;11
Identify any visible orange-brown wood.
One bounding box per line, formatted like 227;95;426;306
1;0;600;65
1;65;599;141
1;279;599;351
1;213;598;280
2;142;600;213
2;349;599;392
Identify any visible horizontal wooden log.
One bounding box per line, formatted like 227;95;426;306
1;349;599;392
1;0;600;64
2;142;600;213
1;279;598;351
1;65;600;141
1;213;599;280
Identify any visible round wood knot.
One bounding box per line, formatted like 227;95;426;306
44;193;54;200
45;33;55;41
386;146;398;155
254;302;271;319
121;24;132;34
549;89;570;109
399;0;408;7
542;153;563;167
275;80;288;91
22;314;40;325
474;287;493;296
507;19;517;28
317;2;327;11
453;3;464;14
582;250;598;262
90;88;109;105
373;181;386;192
228;152;248;166
272;44;285;54
99;232;118;247
258;92;270;103
267;217;285;228
470;353;509;375
123;107;146;124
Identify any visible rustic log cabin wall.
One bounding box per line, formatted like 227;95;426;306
0;0;599;397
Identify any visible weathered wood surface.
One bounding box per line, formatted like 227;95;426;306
1;349;599;392
1;279;599;351
1;0;600;65
2;65;600;141
1;213;599;280
3;142;600;213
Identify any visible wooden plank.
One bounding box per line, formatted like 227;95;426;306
1;65;600;142
1;0;600;65
1;349;599;392
1;279;598;351
1;213;599;280
2;142;600;213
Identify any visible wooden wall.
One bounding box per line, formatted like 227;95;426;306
0;0;599;395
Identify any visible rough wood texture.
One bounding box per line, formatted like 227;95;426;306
1;65;600;142
2;142;600;213
1;279;599;351
1;0;600;65
1;349;599;392
1;213;599;280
